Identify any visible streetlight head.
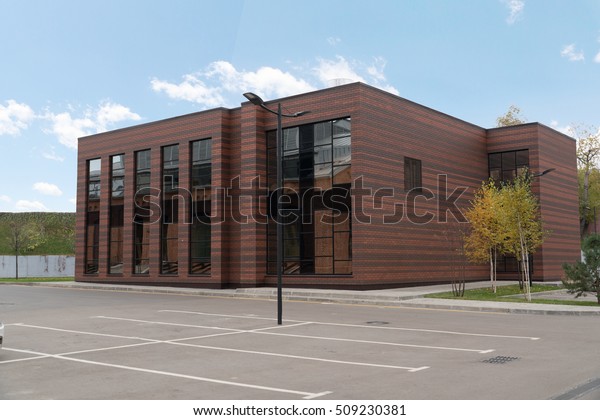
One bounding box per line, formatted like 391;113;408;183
294;111;310;117
243;92;264;106
535;168;556;177
542;168;556;176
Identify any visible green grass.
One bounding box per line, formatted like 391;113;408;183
427;284;600;307
0;277;73;283
0;212;75;255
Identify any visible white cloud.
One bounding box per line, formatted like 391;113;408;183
327;36;341;46
314;56;366;86
0;195;11;203
210;61;315;98
550;121;575;136
96;102;141;128
42;148;65;162
561;44;585;61
595;51;600;63
151;75;225;108
68;198;76;205
0;99;35;136
502;0;524;25
33;182;63;197
152;61;315;108
44;101;141;149
314;56;400;95
152;57;400;108
15;200;49;212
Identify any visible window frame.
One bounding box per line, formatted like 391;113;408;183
404;156;422;192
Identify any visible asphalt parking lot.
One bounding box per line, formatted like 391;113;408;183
1;284;599;400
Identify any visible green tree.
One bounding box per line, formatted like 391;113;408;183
575;126;600;236
562;234;600;304
496;105;527;127
4;214;46;279
464;180;502;293
498;175;544;302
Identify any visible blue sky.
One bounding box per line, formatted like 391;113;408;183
1;0;599;212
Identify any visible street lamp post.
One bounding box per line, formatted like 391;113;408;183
243;92;309;325
526;167;556;285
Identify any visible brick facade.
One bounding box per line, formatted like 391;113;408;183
76;83;580;289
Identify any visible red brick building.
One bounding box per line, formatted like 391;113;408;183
76;83;580;289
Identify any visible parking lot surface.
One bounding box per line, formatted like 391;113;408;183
1;284;599;399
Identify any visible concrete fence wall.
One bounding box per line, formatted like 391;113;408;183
0;255;75;278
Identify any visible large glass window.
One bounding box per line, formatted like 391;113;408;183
161;145;179;274
190;139;211;274
85;158;101;274
133;150;150;274
109;155;124;274
267;118;351;275
489;149;529;183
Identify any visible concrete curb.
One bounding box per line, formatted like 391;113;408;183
3;281;600;316
396;298;600;316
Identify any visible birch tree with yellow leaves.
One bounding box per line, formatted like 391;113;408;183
464;180;502;293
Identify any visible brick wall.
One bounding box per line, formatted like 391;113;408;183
76;83;580;289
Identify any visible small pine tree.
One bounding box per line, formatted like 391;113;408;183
562;234;600;304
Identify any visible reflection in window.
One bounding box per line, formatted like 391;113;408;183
488;149;529;183
109;155;124;274
161;145;179;274
136;149;151;196
267;118;352;275
85;158;101;274
134;150;150;274
496;254;533;274
190;139;211;274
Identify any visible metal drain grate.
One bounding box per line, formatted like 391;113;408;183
482;356;520;364
365;321;390;326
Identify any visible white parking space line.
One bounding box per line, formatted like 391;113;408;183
2;347;329;399
0;342;158;364
4;321;427;372
168;340;429;372
0;354;49;364
257;331;494;354
160;310;540;340
93;315;244;332
12;323;158;342
166;322;316;342
97;315;494;354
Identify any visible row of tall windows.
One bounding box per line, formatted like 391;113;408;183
85;139;212;276
267;118;352;275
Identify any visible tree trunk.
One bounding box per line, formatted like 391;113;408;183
520;233;531;302
489;249;495;293
493;247;497;293
15;237;19;280
581;168;590;235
